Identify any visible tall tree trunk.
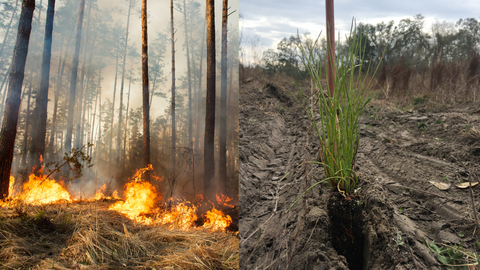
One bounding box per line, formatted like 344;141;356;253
122;60;133;173
182;0;194;193
109;38;119;163
89;72;98;157
0;0;35;200
64;0;86;154
219;0;228;195
31;0;55;172
170;0;176;173
75;0;92;148
26;0;43;166
0;0;20;62
228;54;235;176
142;0;150;169
195;18;206;161
204;0;215;203
96;69;102;160
116;0;132;165
20;82;32;167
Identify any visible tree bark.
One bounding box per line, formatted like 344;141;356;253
116;0;132;165
142;0;150;170
0;0;35;200
219;0;228;196
204;0;215;202
182;0;194;192
20;82;32;167
31;0;55;172
195;18;206;160
64;0;86;154
170;0;176;173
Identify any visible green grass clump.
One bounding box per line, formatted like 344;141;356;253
283;21;383;198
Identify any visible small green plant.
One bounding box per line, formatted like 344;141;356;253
413;96;425;105
276;104;285;112
35;210;46;220
465;125;472;132
435;118;444;124
425;240;480;269
248;117;257;123
398;207;403;213
445;176;449;181
282;21;383;200
393;227;404;246
417;121;428;131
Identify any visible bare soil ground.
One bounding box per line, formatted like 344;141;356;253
239;77;480;270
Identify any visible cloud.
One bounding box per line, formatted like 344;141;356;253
241;0;480;49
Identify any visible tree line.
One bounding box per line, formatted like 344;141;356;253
247;14;479;102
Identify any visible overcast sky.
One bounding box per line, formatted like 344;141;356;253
240;0;480;53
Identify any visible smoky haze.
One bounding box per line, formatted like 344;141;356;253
0;0;239;203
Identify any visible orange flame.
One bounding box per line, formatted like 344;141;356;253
112;190;120;199
8;176;15;198
216;193;234;208
158;201;198;229
203;207;232;231
18;174;72;205
108;165;160;221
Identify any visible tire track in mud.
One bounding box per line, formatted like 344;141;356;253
240;81;350;269
357;108;480;269
240;80;480;270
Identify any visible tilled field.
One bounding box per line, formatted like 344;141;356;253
239;78;480;270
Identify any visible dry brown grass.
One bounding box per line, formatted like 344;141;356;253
0;200;238;269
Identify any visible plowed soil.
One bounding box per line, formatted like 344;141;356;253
239;78;480;270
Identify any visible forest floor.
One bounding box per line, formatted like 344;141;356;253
239;76;480;270
0;200;239;269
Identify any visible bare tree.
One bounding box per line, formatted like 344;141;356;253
170;0;176;173
204;0;215;202
182;0;193;192
142;0;150;169
219;0;228;195
31;0;56;172
64;0;86;154
0;0;35;199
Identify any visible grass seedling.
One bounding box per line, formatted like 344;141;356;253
393;227;404;246
283;20;384;201
425;240;480;269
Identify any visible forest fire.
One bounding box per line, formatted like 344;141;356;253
108;172;160;222
2;165;234;232
89;184;120;201
2;173;72;206
107;165;234;232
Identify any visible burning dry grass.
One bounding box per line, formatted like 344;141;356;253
0;201;239;269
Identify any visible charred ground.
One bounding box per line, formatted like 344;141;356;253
239;77;480;269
